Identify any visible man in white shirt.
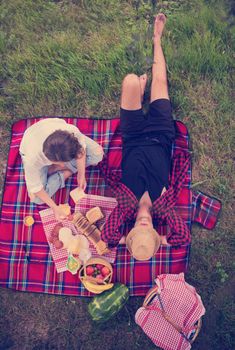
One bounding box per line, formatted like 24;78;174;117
20;118;103;220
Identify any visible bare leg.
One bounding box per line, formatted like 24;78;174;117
48;163;71;176
121;73;148;110
62;169;73;180
150;13;169;102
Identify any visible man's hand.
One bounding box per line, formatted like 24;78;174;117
53;205;68;221
77;173;87;191
160;235;169;245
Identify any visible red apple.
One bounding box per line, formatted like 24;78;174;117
96;274;104;283
101;266;110;277
86;266;94;276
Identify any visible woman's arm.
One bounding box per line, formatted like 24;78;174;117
34;189;67;221
76;150;87;190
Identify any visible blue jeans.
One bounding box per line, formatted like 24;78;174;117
23;135;103;204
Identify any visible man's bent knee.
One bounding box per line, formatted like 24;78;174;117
121;74;142;110
122;74;140;90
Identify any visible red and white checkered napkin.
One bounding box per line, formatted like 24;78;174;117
135;273;206;350
39;194;117;273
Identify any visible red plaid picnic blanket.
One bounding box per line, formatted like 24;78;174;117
0;117;221;296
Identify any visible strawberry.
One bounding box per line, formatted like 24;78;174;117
101;266;110;277
86;266;94;276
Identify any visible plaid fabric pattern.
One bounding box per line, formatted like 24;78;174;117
135;273;206;350
98;159;138;246
99;133;192;247
192;191;221;229
0;118;221;296
152;152;191;246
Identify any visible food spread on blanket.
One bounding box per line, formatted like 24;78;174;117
48;200;115;290
72;211;109;255
39;194;117;274
49;207;108;257
40;191;118;280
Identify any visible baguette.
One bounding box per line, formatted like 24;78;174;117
72;212;109;255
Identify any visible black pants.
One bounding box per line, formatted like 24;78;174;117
120;99;175;201
120;98;175;143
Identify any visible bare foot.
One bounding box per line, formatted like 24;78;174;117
153;13;167;39
139;73;147;101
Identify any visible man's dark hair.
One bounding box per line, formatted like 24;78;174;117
43;130;84;162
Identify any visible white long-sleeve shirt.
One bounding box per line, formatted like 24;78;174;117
19;118;86;193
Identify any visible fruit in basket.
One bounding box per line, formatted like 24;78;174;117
83;280;114;294
86;266;95;276
101;266;110;277
96;264;104;270
96;274;104;283
88;283;129;322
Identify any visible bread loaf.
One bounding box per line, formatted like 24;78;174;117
70;187;85;204
58;204;71;216
72;212;109;255
86;207;104;225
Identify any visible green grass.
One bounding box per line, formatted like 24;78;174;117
0;0;234;349
0;0;153;117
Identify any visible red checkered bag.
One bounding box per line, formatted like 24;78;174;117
135;273;205;350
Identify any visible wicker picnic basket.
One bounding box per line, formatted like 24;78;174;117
79;257;113;294
143;285;202;344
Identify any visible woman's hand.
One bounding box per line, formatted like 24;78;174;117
53;205;68;221
77;173;87;191
76;150;87;191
